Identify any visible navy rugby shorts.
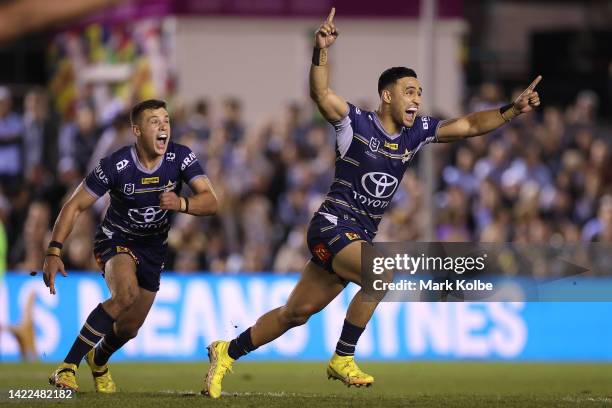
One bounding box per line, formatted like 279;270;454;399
93;230;167;292
306;212;374;274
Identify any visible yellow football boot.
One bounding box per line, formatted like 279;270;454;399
84;348;117;393
201;340;234;398
48;363;78;392
327;353;374;387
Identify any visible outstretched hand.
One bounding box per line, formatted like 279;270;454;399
513;75;542;114
315;7;339;49
43;255;67;295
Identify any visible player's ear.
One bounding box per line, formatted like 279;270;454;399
132;124;140;136
382;89;392;104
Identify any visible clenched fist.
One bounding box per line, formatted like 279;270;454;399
160;191;182;212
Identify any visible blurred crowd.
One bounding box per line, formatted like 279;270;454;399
0;81;610;274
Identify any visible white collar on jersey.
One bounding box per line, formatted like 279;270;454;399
371;112;405;140
130;145;164;174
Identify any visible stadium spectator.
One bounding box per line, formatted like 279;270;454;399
3;84;611;273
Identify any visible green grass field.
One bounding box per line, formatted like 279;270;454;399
1;361;611;407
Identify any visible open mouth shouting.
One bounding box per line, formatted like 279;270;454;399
155;133;169;150
405;106;418;122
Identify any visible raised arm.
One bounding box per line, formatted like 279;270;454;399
309;7;349;122
43;183;98;294
437;76;542;143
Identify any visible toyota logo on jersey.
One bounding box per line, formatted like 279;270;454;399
361;172;399;198
128;206;167;224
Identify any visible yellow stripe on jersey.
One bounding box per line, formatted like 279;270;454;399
333;178;353;188
339;156;360;167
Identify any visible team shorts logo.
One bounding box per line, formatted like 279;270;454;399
313;243;332;263
116;159;129;172
345;232;361;241
361;172;399;199
369;138;380;153
128;206;167;224
124;183;135;195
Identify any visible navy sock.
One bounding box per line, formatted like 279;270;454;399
93;328;130;366
64;304;115;366
227;328;256;360
335;319;365;356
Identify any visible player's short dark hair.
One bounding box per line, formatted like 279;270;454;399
378;67;418;96
130;99;167;125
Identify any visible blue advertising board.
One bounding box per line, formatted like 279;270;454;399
1;273;611;362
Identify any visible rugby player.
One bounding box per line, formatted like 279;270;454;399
44;99;218;392
202;8;541;397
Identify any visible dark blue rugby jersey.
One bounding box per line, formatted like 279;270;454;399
320;102;440;234
84;142;205;244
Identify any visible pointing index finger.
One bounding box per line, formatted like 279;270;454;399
326;7;335;23
527;75;542;91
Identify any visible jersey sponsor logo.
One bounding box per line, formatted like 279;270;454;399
369;138;380;153
166;152;176;162
345;232;361;241
128;206;168;225
141;177;160;185
384;141;398;150
124;183;135;195
313;243;332;263
116;159;129;172
94;165;109;184
181;152;197;171
401;148;413;164
361;172;399;199
422;116;429;130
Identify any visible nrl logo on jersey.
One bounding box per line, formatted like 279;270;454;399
124;183;135;195
166;152;176;162
369;138;380;153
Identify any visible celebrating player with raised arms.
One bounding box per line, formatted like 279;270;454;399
202;8;541;397
45;99;218;392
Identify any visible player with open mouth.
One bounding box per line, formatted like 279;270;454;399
201;7;541;398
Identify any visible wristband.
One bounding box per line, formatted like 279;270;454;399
46;247;61;257
49;240;63;250
45;253;61;258
184;197;190;214
312;47;327;66
500;103;520;122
